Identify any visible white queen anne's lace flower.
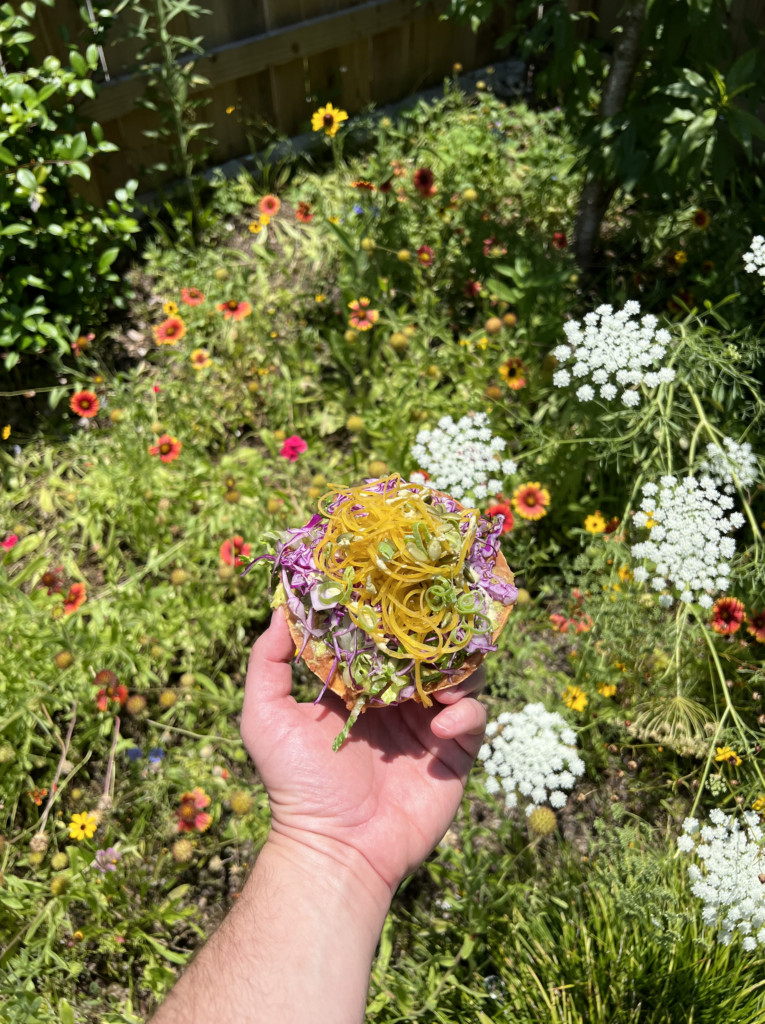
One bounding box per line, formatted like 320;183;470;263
743;235;765;277
478;703;585;812
410;412;516;501
679;811;765;950
700;437;758;493
631;475;743;607
552;301;675;406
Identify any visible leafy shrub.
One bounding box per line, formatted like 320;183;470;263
0;0;139;373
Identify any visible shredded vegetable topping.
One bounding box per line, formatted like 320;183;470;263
313;475;488;705
251;472;517;750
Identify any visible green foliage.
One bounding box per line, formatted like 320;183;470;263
0;0;139;374
117;0;214;246
441;0;765;263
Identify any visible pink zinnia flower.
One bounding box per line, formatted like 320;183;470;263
280;435;307;462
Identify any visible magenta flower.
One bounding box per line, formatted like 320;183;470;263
280;435;307;462
94;847;121;872
2;534;18;551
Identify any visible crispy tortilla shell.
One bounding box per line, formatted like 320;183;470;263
284;550;515;709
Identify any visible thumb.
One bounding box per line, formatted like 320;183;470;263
243;608;295;711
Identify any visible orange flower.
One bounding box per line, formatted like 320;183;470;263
259;195;280;216
177;788;212;833
692;209;710;230
217;300;252;321
148;434;182;463
747;609;765;643
63;582;87;615
348;298;379;331
29;787;48;806
710;597;746;636
512;482;550;521
220;535;251;566
69;390;99;417
351;180;375;191
499;357;526;390
181;287;205;306
413;167;436;197
485;502;514;534
416;245;434;267
153;316;187;345
93;670;128;712
296;201;314;223
190;348;212;370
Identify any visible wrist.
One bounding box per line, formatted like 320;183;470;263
258;826;393;923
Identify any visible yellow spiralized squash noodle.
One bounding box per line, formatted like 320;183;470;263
313;475;484;705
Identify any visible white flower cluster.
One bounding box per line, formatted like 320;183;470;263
743;235;765;277
410;412;516;501
551;301;675;407
631;475;744;608
478;703;585;813
700;437;758;493
678;810;765;951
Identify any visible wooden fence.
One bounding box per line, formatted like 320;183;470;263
27;0;515;203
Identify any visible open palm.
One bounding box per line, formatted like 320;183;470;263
241;610;487;893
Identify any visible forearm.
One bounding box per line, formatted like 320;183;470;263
151;831;392;1024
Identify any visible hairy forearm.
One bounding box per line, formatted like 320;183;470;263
151;832;392;1024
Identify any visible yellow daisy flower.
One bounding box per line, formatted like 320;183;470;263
68;811;97;841
311;102;349;138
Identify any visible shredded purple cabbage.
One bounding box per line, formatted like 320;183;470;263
264;483;516;705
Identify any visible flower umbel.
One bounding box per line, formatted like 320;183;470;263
410;412;516;502
552;301;675;407
631;476;745;608
678;810;765;950
478;703;584;812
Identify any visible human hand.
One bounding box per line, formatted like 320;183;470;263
240;608;486;896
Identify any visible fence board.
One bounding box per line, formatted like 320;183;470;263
39;0;765;203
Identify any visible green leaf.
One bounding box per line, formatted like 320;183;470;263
70;160;91;180
97;247;119;274
16;167;36;190
0;144;16;166
69;50;87;77
143;934;189;965
58;999;75;1024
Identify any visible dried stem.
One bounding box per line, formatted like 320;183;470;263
38;702;77;832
